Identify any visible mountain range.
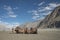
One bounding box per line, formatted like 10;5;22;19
38;6;60;28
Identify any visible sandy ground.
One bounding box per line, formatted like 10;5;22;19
0;29;60;40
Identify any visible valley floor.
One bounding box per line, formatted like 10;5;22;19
0;29;60;40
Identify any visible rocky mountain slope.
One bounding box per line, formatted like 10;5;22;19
38;6;60;28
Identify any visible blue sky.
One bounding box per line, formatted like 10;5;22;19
0;0;60;28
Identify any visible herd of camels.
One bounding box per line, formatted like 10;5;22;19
12;26;37;34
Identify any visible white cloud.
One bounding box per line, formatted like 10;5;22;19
38;1;45;6
45;6;52;10
49;3;60;8
4;6;12;11
0;21;20;31
28;10;40;20
4;5;17;18
8;14;17;18
32;15;40;20
13;7;18;9
28;2;60;20
31;10;39;15
38;3;60;14
38;6;52;12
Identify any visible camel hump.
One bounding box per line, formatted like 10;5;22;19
14;27;37;34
